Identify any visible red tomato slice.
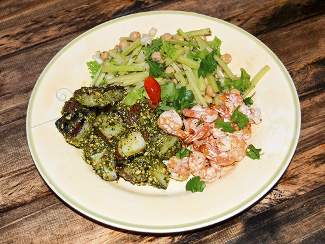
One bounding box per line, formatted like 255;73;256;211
144;77;161;104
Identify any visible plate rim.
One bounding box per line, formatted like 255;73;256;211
26;10;301;233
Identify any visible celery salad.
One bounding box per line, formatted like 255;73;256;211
55;28;269;192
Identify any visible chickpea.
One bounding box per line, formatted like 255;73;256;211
221;53;232;64
119;39;129;50
204;95;213;104
172;78;178;84
174;35;185;41
162;33;172;41
165;66;175;74
130;31;141;39
206;85;216;97
100;51;109;61
230;88;241;95
151;51;162;61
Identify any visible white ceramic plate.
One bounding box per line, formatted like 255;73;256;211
27;11;300;233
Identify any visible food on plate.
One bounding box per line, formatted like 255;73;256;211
55;27;269;191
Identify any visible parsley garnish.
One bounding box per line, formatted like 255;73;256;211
246;144;262;159
186;176;206;193
142;38;163;58
243;96;254;106
147;59;165;77
215;119;235;133
198;50;218;77
175;147;191;159
210;36;221;57
86;61;100;79
159;83;195;110
161;40;176;59
231;106;249;130
224;68;251;93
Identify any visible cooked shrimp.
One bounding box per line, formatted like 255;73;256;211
182;104;227;122
158;110;188;139
214;135;246;166
183;119;211;144
219;93;261;124
189;151;221;183
167;156;190;181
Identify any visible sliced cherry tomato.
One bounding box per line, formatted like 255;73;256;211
144;77;161;104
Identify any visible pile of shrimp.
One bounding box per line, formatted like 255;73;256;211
158;92;262;183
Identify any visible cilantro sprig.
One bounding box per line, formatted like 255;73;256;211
86;61;101;79
215;119;235;133
186;176;206;193
158;83;195;110
246;144;262;159
231;106;249;130
175;147;191;159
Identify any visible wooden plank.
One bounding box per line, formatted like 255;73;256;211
1;0;324;57
1;14;324;126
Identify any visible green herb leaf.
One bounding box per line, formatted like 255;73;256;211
175;147;191;159
186;176;206;193
243;96;254;106
160;83;195;110
147;59;165;77
224;68;251;93
231;106;249;130
161;82;179;103
161;40;176;59
86;61;101;79
210;36;221;57
173;86;195;110
142;38;163;58
198;50;218;77
246;144;262;159
215;119;235;133
157;102;174;111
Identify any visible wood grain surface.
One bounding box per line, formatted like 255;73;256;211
0;0;324;243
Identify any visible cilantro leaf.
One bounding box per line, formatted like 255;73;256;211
215;119;235;133
198;50;218;77
142;38;163;58
243;96;254;106
246;144;262;159
147;59;165;77
186;176;206;193
123;87;146;105
160;83;195;110
86;61;101;79
161;40;176;59
157;102;174;111
210;36;221;57
173;86;195;110
175;147;191;159
161;82;178;103
231;106;249;130
225;69;251;93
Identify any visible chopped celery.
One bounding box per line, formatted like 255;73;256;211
243;65;270;97
121;38;142;56
206;74;219;93
177;28;190;41
185;28;212;36
176;56;200;70
102;65;145;73
213;54;236;80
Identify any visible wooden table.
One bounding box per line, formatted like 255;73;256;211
1;0;324;243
